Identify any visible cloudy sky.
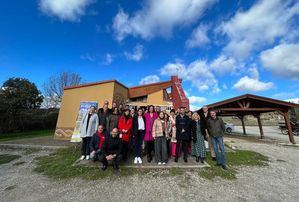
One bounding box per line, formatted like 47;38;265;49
0;0;299;110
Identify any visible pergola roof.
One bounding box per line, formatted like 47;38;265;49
128;80;172;98
206;94;299;116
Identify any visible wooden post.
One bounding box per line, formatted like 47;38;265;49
256;114;264;139
240;115;246;135
283;111;296;144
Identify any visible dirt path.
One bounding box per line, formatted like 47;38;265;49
0;138;298;202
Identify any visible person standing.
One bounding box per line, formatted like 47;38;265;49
89;125;107;161
132;108;146;164
191;112;206;163
152;111;168;165
144;105;158;163
198;105;216;161
175;107;191;163
80;106;99;160
98;103;110;129
107;107;120;134
118;108;132;161
169;109;177;157
207;109;227;170
99;128;123;171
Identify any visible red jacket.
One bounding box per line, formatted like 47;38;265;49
118;115;132;142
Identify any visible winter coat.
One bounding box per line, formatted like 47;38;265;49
132;115;146;137
118;115;133;142
191;120;205;142
175;114;191;141
144;112;158;141
102;135;123;156
107;114;119;133
89;131;107;152
80;112;99;138
152;118;168;138
97;108;110;129
207;117;225;137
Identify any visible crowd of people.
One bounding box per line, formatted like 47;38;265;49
79;100;227;171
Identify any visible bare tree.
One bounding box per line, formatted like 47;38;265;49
42;71;83;108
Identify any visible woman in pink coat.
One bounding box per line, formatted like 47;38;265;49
144;105;158;163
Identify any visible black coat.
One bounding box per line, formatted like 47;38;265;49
101;135;123;156
175;114;191;140
190;120;205;142
132;115;146;137
89;131;108;152
198;109;210;138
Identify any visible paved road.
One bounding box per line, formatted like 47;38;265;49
234;126;299;143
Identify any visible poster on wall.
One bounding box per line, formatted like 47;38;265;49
71;101;98;142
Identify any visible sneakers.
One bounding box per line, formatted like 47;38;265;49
134;157;138;164
85;155;90;160
158;162;162;165
137;157;142;164
80;155;85;160
162;162;166;165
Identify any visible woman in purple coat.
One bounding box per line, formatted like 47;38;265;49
144;105;158;163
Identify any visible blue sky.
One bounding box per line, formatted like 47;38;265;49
0;0;299;110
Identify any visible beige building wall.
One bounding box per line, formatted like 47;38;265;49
55;82;115;139
147;90;171;106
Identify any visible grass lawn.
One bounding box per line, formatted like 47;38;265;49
0;130;54;142
0;154;22;165
34;145;269;181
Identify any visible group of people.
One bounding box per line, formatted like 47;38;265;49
79;100;227;171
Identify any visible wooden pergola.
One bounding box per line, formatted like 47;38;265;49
206;94;299;144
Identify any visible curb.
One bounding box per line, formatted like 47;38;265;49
0;143;67;150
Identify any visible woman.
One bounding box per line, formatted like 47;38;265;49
132;108;146;164
169;109;177;157
144;105;158;163
152;111;168;165
118;108;132;161
191;112;206;163
80;106;99;160
107;107;120;134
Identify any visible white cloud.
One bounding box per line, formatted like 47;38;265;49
80;53;96;62
112;0;217;41
210;55;237;75
260;43;299;79
160;60;220;93
124;44;144;61
39;0;93;21
285;98;299;104
219;0;299;58
233;67;274;92
103;53;113;65
188;96;207;105
185;24;210;48
139;75;160;85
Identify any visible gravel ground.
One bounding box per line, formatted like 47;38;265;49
0;138;298;202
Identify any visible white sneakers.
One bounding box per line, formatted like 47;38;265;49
162;162;166;165
158;162;162;165
134;157;143;164
80;155;85;160
158;162;166;165
86;155;90;160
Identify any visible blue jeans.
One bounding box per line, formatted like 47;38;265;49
211;136;226;166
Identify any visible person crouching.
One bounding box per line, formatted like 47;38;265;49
99;128;123;171
89;125;107;162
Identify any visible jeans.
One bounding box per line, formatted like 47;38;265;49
135;130;144;157
81;137;91;156
211;136;226;166
154;137;167;163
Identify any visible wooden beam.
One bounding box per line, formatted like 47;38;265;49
219;108;282;111
240;115;246;135
283;111;296;144
245;101;251;108
256;114;264;139
237;101;244;108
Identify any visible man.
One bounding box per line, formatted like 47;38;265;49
99;128;123;171
175;107;191;163
98;102;110;129
207;109;227;170
89;125;107;162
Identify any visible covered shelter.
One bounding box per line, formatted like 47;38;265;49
206;94;299;144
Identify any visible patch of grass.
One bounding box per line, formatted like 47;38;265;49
34;146;138;180
23;148;41;155
0;130;54;142
169;168;184;176
0;154;21;165
199;150;268;180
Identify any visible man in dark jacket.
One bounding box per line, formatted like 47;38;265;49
207;109;227;170
175;107;191;163
99;128;123;171
198;105;216;160
89;125;107;162
98;103;110;129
